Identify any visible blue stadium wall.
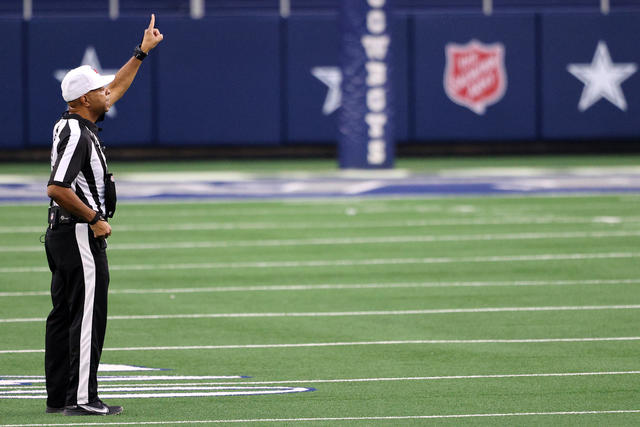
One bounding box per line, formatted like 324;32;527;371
1;11;640;149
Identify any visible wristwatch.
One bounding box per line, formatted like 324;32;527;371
89;211;105;225
133;44;148;61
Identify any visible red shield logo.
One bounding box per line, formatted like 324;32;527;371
444;40;507;115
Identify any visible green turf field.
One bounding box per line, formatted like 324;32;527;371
1;157;640;425
3;153;640;175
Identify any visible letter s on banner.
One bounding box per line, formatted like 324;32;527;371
368;140;386;164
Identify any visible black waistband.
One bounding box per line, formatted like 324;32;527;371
48;206;80;228
57;206;79;224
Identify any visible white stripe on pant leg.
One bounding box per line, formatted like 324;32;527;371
75;224;96;405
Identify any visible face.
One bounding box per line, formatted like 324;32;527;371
84;86;111;115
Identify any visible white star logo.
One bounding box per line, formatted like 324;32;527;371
567;41;637;112
54;46;119;118
311;66;342;115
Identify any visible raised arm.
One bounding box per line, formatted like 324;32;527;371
108;14;164;106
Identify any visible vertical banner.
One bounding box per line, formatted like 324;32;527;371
339;0;395;169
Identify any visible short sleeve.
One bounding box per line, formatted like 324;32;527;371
48;120;90;188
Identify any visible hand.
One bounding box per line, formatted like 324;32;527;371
90;220;112;239
140;13;164;53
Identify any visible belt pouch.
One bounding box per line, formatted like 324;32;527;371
47;206;59;230
104;172;117;218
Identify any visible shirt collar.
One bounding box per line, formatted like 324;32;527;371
62;111;101;134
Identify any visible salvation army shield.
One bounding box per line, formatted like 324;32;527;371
444;40;507;115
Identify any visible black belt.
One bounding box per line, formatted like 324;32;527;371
58;206;78;224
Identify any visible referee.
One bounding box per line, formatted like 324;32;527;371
44;15;163;416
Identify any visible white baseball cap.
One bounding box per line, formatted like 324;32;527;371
61;65;115;102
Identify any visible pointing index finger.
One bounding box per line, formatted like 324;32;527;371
148;13;155;30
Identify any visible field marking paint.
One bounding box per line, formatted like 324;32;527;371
6;369;635;389
216;371;640;385
1;386;280;392
0;376;244;384
9;370;636;385
4;278;639;298
2;304;640;324
1;386;281;393
3;215;640;234
15;370;637;389
2;336;639;355
2;305;640;324
1;410;640;425
3;230;640;253
0;387;313;400
2;252;639;274
90;369;640;387
0;371;313;399
2;371;639;399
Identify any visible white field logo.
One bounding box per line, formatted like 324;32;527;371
0;364;314;399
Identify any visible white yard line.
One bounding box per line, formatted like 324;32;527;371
0;376;244;384
3;371;640;390
2;230;640;253
2;252;639;274
1;305;640;324
94;369;640;387
2;215;640;234
0;389;311;399
3;278;639;298
1;336;639;354
1;410;640;425
219;371;640;385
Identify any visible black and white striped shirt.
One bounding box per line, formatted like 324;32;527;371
48;112;109;216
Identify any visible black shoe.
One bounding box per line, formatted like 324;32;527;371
45;406;64;414
63;400;123;416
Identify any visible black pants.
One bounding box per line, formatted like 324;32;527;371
44;223;109;407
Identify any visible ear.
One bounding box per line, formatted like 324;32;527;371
82;95;90;106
